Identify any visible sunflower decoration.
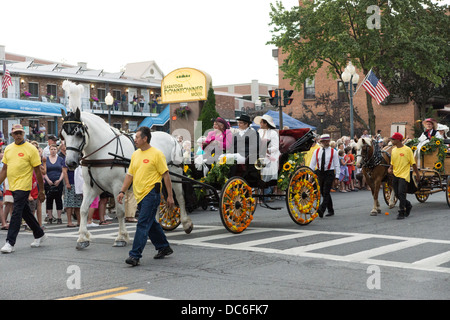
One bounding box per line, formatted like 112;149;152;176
204;156;232;187
405;136;447;173
277;152;305;190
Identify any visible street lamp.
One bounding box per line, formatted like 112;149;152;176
105;92;114;125
341;62;359;138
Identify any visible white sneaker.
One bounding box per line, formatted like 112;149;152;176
1;242;14;253
31;234;48;248
87;222;99;228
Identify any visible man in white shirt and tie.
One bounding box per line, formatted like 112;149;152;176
309;134;340;218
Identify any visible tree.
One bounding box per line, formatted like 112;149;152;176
268;0;449;133
197;84;220;132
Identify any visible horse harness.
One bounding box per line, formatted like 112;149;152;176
359;140;391;179
62;118;135;194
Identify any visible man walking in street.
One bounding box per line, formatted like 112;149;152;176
388;132;421;220
1;124;47;253
309;134;340;217
117;126;174;266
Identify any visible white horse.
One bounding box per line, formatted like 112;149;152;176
60;83;193;249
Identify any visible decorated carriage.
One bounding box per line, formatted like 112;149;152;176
159;128;322;234
404;136;450;206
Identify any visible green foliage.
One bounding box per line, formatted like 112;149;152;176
197;84;220;132
268;0;450;133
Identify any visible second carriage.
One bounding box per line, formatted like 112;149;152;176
159;128;321;234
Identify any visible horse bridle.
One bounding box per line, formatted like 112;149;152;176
357;140;388;169
61;120;89;155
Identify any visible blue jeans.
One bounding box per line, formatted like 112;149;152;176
129;188;169;259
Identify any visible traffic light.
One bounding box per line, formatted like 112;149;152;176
283;90;294;106
268;90;279;106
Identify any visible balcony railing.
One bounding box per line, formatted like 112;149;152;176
4;94;163;117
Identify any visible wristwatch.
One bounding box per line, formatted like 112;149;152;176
118;191;125;195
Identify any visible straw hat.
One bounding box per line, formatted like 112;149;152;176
254;114;276;129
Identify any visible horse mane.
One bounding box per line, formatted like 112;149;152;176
356;137;373;149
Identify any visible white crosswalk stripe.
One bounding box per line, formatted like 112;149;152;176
44;223;450;274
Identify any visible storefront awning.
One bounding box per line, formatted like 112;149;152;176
0;98;67;117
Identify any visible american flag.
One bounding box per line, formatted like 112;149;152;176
2;62;12;93
361;69;390;105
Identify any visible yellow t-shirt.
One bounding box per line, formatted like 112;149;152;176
127;147;168;203
2;142;41;191
304;144;320;167
391;145;415;182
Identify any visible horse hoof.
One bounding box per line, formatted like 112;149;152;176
113;241;127;247
76;241;90;250
184;224;194;234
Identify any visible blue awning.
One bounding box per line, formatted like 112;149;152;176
252;110;316;130
0;98;67;117
138;105;170;129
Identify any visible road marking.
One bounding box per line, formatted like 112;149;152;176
44;224;450;274
89;289;145;300
115;292;169;300
57;286;129;300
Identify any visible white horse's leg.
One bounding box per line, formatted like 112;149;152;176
77;187;98;249
388;186;396;209
173;180;193;234
113;190;130;247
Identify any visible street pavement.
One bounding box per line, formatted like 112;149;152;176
0;188;449;303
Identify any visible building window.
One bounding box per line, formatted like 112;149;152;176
304;78;315;99
47;120;56;135
338;81;348;102
29;82;39;97
97;88;106;102
47;84;57;96
113;90;121;101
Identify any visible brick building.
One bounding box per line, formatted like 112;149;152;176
0;45;166;142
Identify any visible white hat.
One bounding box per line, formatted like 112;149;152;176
254;114;276;129
320;134;331;141
437;123;449;133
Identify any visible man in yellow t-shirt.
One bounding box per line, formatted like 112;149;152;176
117;126;174;266
0;124;47;254
388;132;420;220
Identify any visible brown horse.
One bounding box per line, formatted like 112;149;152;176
355;138;396;215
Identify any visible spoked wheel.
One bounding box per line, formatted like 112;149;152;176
383;181;398;207
286;166;320;226
446;176;450;208
415;191;430;203
220;177;255;234
158;193;181;231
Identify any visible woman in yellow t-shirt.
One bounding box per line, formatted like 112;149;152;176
388;132;420;220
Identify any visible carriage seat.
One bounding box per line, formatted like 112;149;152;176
279;128;312;154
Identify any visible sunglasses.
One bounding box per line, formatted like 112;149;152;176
12;131;24;135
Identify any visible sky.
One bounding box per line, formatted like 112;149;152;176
2;0;299;86
2;0;448;86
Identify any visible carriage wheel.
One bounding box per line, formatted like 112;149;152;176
220;177;255;234
159;193;181;231
415;191;429;203
382;181;398;206
286;166;320;226
445;176;450;208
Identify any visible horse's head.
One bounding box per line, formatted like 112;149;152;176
61;108;88;170
355;137;373;168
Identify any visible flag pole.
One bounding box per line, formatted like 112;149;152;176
354;68;372;95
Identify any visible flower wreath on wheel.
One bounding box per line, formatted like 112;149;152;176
277;152;305;190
